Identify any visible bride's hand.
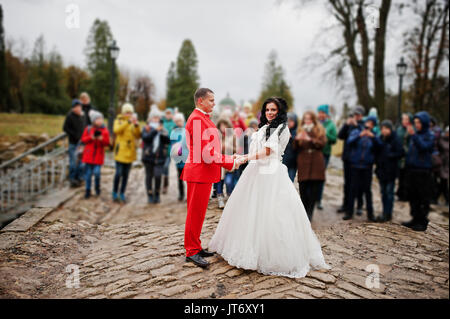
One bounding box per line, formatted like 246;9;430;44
235;155;248;166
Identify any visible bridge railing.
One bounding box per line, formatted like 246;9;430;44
0;133;69;213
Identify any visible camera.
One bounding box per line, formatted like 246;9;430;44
94;130;101;137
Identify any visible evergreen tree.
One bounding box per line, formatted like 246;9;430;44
64;65;90;99
166;61;176;108
0;4;10;112
22;35;70;114
84;19;118;114
166;39;200;116
258;50;294;110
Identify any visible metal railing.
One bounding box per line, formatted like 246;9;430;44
0;133;69;213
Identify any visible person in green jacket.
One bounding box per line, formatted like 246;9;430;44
162;107;177;194
317;104;337;210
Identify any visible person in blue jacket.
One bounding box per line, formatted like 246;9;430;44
375;120;405;222
401;111;435;231
337;106;365;215
343;116;382;222
142;110;171;204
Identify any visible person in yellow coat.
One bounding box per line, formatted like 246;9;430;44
243;102;256;127
112;103;141;203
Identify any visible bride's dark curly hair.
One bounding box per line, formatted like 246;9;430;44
258;97;288;141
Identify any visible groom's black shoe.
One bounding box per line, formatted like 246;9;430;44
186;253;209;268
199;249;215;257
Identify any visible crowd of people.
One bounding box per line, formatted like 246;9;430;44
63;92;449;232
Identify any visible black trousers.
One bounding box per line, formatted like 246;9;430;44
348;167;374;218
343;161;363;211
177;167;185;199
406;168;432;227
396;168;409;201
144;162;163;196
299;180;322;221
438;178;449;203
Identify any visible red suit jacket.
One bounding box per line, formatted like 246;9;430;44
181;109;234;183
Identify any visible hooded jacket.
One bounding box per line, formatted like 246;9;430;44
113;114;142;164
375;131;404;182
405;111;435;170
338;119;365;162
347;118;382;169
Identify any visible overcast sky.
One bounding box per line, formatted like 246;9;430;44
1;0;428;115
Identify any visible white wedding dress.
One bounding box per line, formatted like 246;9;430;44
208;123;330;278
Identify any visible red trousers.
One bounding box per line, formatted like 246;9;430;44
185;181;212;257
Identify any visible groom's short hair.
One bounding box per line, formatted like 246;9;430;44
194;88;214;105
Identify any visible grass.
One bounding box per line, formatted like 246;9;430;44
0;113;148;144
0;113;66;144
0;113;66;137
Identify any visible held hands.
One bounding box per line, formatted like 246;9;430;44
233;154;249;169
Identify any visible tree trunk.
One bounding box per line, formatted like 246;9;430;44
374;0;391;120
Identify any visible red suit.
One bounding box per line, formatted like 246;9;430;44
181;109;235;257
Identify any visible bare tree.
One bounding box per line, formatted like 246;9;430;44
402;0;449;113
291;0;392;118
129;75;155;121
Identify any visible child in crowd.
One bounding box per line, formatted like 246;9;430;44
375;120;404;222
81;111;110;199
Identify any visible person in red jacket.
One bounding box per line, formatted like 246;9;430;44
81;111;110;199
180;88;245;268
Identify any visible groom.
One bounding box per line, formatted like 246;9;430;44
180;88;246;268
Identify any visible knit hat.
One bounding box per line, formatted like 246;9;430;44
317;104;330;115
353;106;365;116
89;110;104;124
287;112;298;122
243;102;252;110
365;116;378;126
121;103;134;114
147;109;163;123
380;119;393;131
368;107;378;118
165;108;174;115
249;119;259;127
72;99;82;108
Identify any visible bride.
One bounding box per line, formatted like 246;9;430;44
208;97;330;279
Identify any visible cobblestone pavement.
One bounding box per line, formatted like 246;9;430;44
0;161;448;299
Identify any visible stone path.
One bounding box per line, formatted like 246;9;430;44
0;160;448;299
